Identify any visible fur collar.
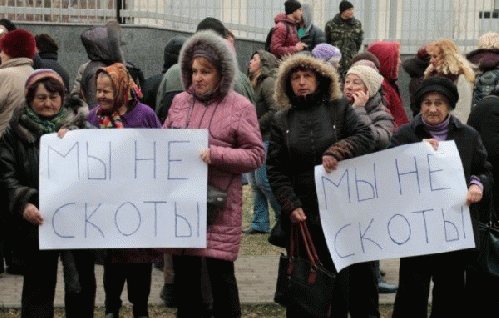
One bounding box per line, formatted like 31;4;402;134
179;30;237;102
274;54;342;110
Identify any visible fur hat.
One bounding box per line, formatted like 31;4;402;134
346;65;384;98
414;77;459;110
285;0;301;15
0;29;36;59
478;32;499;50
312;44;342;68
196;17;228;39
35;33;59;54
340;0;354;13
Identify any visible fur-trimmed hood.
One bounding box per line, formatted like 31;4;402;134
7;97;91;144
274;53;342;109
179;30;237;102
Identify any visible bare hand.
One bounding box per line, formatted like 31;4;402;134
295;42;307;51
466;184;483;205
57;128;69;139
424;138;439;151
200;148;211;164
23;203;44;225
290;208;306;223
352;90;370;107
322;155;339;173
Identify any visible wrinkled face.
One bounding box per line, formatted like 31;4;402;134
341;8;354;20
249;53;261;75
96;73;115;110
290;69;318;97
429;48;443;67
344;73;367;102
421;92;451;125
192;57;219;96
31;83;62;117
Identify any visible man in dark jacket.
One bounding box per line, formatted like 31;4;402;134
33;33;70;90
141;36;186;119
267;53;377;317
325;0;363;77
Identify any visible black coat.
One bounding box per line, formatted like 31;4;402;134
267;97;373;230
33;53;70;91
391;115;493;242
0;101;91;262
468;96;499;220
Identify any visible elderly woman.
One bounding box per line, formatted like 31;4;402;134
391;77;492;318
267;53;376;317
164;30;265;318
344;64;394;151
0;69;95;317
85;62;162;318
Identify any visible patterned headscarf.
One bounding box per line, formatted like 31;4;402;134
95;63;143;129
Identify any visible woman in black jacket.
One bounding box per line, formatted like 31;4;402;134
267;53;377;318
0;69;95;318
391;77;493;318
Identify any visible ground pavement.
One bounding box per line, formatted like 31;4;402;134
0;257;399;308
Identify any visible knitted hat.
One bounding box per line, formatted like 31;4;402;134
24;69;65;97
312;44;342;68
340;0;354;13
478;32;499;50
35;33;59;54
414;77;459;111
0;29;36;59
196;17;228;39
285;0;301;15
346;65;384;98
349;52;380;70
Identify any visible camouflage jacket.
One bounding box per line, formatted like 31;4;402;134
325;14;363;76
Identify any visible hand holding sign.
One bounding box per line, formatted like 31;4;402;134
315;141;475;272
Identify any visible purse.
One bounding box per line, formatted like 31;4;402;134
475;221;499;277
274;221;335;317
206;177;234;225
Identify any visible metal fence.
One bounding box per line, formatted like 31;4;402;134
2;0;499;53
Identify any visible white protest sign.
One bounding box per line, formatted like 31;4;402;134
315;141;475;272
39;129;208;249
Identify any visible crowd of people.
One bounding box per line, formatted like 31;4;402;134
0;0;499;317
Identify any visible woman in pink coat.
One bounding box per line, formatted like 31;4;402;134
164;30;265;318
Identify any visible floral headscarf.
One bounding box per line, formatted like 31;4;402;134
95;63;143;128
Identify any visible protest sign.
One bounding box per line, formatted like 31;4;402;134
315;141;475;272
39;129;208;249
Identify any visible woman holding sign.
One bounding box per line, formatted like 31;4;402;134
266;53;377;317
0;69;95;317
164;30;265;317
86;63;162;318
390;77;492;318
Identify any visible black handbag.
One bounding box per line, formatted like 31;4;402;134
274;221;335;317
206;177;234;225
475;221;499;277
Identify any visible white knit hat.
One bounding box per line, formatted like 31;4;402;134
346;65;384;98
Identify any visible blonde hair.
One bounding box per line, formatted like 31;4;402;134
478;32;499;49
425;39;474;83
